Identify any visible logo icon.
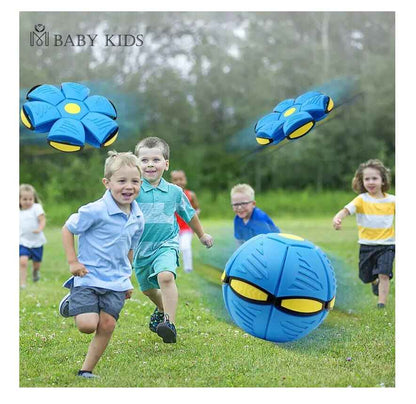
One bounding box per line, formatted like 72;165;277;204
30;24;49;46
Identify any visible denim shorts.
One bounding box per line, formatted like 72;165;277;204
19;245;43;262
134;248;179;292
68;286;127;320
359;244;395;283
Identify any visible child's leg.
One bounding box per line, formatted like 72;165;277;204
378;274;390;306
142;288;164;312
76;312;116;372
32;261;41;282
157;271;178;323
19;256;29;288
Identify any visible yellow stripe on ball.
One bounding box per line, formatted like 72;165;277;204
278;233;304;241
281;298;323;314
21;108;32;129
256;137;272;145
49;141;81;152
287;122;314;139
230;279;269;302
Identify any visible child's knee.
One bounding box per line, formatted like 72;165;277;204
157;271;175;286
77;323;97;334
75;314;99;334
98;313;117;333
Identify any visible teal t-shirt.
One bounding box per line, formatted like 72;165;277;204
134;178;195;259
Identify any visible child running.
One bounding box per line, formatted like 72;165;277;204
170;169;201;273
59;151;144;378
231;183;280;246
19;184;46;288
332;159;395;308
133;137;213;343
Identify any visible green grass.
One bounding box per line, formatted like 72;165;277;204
19;217;395;387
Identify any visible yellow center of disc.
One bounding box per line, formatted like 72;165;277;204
64;103;81;114
283;107;296;117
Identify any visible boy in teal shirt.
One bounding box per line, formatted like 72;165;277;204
133;137;213;343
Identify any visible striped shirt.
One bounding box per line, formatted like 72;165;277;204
345;192;395;245
134;178;196;259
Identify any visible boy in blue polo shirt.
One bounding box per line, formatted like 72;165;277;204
58;151;144;379
133;137;213;343
231;183;280;246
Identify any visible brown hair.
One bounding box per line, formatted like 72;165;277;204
134;137;170;160
351;159;391;194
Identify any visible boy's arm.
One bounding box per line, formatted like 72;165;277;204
124;249;134;299
62;225;88;276
190;191;201;214
332;208;350;230
188;215;213;248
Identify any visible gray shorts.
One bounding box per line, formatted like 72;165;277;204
68;286;127;320
359;244;395;283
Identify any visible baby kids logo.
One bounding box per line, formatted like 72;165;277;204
29;24;144;47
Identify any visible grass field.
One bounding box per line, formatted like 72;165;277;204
19;217;395;388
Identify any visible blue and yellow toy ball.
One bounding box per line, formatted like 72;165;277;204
255;91;334;147
222;233;336;343
20;82;118;152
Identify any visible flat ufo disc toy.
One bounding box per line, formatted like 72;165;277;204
254;91;334;147
20;82;118;152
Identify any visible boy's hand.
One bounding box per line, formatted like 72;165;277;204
199;233;214;248
69;261;88;277
332;217;342;230
125;289;134;299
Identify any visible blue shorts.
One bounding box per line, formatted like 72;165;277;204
68;286;127;320
19;245;43;262
134;248;179;292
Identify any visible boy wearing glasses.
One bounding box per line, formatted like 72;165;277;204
230;183;280;246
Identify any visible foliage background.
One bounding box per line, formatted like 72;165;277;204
20;11;395;221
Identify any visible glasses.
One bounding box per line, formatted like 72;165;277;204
222;273;335;316
231;201;253;209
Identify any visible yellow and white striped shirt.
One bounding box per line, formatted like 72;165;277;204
345;193;395;245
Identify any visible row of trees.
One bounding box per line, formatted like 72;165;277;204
20;12;395;205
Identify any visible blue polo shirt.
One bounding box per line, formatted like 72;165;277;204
134;178;195;259
65;190;144;291
234;207;280;245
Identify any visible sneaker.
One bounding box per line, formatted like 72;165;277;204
77;370;100;379
156;314;177;343
371;280;379;296
377;303;386;309
59;293;70;317
184;268;193;273
149;307;165;333
33;270;40;282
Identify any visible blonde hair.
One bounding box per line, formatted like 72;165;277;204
104;151;141;179
134;137;170;160
19;184;41;209
352;159;391;194
230;183;255;200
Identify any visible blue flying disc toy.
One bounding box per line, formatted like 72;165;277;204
20;82;118;152
255;91;334;147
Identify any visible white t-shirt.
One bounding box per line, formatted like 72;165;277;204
19;203;47;248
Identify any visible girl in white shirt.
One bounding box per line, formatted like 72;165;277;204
19;184;46;288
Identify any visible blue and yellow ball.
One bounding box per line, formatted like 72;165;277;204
222;233;336;343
